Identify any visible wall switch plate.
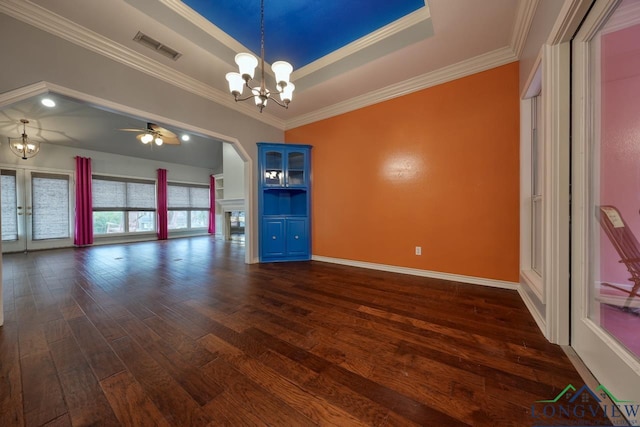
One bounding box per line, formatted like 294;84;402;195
415;246;422;255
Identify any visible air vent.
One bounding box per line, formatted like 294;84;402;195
133;31;182;61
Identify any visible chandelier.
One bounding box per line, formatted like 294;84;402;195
8;119;40;160
225;0;295;113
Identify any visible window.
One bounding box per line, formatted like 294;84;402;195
92;176;156;235
167;183;209;231
531;94;543;275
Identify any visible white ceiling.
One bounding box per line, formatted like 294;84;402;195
0;0;534;163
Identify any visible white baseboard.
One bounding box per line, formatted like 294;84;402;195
518;286;547;335
311;255;519;290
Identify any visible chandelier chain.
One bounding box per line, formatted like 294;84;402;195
260;0;265;92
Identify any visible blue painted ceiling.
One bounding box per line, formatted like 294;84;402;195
183;0;425;68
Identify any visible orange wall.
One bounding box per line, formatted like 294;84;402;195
285;62;520;282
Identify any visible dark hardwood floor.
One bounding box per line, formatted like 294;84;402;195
0;237;612;426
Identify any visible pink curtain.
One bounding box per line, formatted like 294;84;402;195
208;175;216;234
157;168;168;240
74;156;93;246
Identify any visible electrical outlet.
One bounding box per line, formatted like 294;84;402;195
415;246;422;256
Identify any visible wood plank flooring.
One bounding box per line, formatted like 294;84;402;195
0;237;613;426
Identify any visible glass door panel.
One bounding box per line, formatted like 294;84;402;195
1;169;25;252
264;151;283;186
287;150;305;186
572;0;640;407
31;173;71;240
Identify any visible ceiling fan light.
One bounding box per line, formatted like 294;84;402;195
226;72;244;96
141;133;153;144
272;61;293;86
155;137;163;146
235;53;258;80
280;82;295;103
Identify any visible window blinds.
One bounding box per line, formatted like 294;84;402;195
168;184;209;209
92;176;156;210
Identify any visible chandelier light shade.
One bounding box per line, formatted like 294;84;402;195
225;0;295;112
8;119;40;160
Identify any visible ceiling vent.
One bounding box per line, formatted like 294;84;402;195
133;31;182;61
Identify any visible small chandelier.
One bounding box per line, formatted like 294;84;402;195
8;119;40;160
225;0;295;113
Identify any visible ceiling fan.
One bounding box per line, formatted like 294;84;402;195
119;122;180;146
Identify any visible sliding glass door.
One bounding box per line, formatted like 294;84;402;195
571;0;640;406
1;168;73;253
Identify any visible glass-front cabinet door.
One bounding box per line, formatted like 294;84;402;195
263;150;283;186
286;149;307;187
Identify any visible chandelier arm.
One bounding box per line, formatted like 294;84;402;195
267;97;289;109
234;93;259;102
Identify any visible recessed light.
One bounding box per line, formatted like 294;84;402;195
181;134;190;142
41;98;56;108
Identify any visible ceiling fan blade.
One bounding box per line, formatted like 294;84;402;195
118;128;146;132
154;125;177;139
162;135;181;145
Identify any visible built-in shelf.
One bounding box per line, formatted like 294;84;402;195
214;174;224;201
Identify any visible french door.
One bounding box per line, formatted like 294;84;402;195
1;168;73;253
571;0;640;405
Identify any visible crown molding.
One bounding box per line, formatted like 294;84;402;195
0;81;49;108
285;46;517;130
0;0;286;130
511;0;540;58
294;7;432;81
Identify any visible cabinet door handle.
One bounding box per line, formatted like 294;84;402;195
272;236;277;239
18;212;23;215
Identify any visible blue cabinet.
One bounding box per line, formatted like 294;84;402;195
258;143;311;262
